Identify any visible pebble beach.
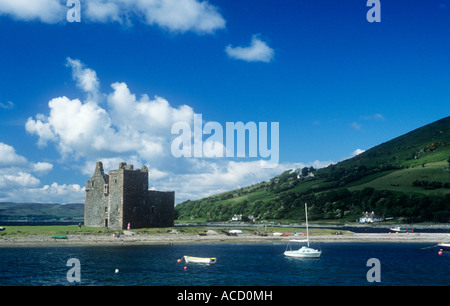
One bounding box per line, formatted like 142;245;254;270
1;231;449;247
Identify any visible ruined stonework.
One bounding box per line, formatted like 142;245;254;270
85;161;174;229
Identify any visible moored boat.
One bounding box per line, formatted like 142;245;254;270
437;242;450;251
284;240;322;258
284;203;322;259
390;226;407;233
183;256;217;264
51;235;67;239
228;230;243;236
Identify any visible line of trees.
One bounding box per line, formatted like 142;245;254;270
175;187;450;223
413;180;450;190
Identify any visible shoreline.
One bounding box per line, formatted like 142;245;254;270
1;232;449;247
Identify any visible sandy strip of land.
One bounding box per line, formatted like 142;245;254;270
0;232;449;247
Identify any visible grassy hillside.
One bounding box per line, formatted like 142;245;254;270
338;116;450;169
175;117;450;223
348;161;450;195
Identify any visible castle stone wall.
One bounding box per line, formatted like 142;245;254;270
122;167;150;229
147;190;175;227
108;170;123;230
84;162;109;227
84;161;174;230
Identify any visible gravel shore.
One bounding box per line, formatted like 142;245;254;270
1;232;449;247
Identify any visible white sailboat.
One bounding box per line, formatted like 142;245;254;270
284;203;322;258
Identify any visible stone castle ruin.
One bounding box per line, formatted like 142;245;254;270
85;161;174;229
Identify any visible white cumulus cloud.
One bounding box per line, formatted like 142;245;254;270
84;0;121;23
0;142;27;166
0;142;64;202
352;148;366;156
32;162;54;175
66;57;101;102
26;58;195;163
130;0;226;33
2;171;40;188
0;0;66;23
149;159;334;203
26;96;114;158
0;182;84;203
25;59;336;204
0;140;86;203
0;0;226;34
226;35;275;63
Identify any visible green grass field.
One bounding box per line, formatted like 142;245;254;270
348;161;450;195
0;225;352;237
0;225;112;237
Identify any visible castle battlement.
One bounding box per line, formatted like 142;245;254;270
84;161;174;229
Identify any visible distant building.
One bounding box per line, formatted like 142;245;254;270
231;214;242;221
247;215;256;222
85;161;174;229
231;214;256;222
360;211;384;224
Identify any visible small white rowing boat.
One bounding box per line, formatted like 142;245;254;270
390;226;407;233
183;256;217;264
438;242;450;251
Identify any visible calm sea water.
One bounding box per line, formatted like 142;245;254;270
0;242;448;286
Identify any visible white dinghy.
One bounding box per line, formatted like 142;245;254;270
183;256;217;264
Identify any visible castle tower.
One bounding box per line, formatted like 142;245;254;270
84;161;109;227
84;161;174;229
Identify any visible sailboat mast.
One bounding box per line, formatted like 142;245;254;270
305;203;309;247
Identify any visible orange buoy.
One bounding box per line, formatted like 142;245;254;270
177;259;182;263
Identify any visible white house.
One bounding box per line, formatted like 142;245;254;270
231;214;242;221
359;211;384;223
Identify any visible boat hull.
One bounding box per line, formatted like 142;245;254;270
51;235;67;239
184;256;217;264
284;247;322;258
438;243;450;251
284;251;322;258
390;227;407;233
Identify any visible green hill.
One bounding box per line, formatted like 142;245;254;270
175;116;450;223
0;202;84;222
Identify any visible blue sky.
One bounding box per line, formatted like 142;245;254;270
0;0;449;204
